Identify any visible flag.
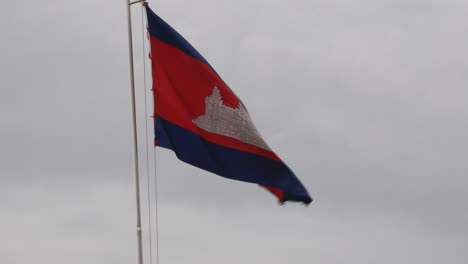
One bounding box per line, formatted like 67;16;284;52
145;4;312;205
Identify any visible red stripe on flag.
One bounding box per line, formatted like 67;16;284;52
150;36;281;162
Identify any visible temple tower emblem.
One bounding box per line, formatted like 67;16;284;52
193;86;271;151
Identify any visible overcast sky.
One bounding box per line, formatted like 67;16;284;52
1;0;467;263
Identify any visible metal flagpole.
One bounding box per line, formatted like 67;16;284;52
126;0;146;264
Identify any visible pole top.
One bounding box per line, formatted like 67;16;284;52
129;0;146;6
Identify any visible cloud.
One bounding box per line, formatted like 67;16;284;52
1;0;467;263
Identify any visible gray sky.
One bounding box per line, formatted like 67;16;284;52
1;0;467;263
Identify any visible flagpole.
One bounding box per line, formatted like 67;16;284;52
126;1;146;264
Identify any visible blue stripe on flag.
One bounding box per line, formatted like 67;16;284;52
146;7;209;65
155;116;312;204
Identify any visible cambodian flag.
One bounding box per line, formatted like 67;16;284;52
145;4;312;205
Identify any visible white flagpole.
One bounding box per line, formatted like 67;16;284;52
126;0;146;264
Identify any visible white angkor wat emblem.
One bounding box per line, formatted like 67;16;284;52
193;86;270;151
